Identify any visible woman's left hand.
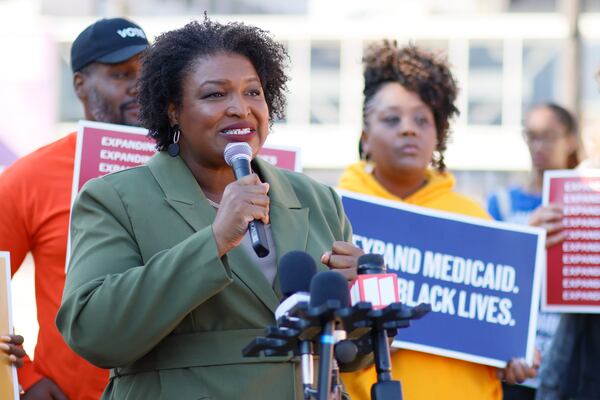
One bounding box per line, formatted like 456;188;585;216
496;349;541;384
1;334;26;368
321;241;364;281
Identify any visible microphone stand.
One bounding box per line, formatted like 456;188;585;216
300;340;316;400
329;358;343;400
369;326;402;400
242;302;431;400
316;320;335;400
338;302;431;400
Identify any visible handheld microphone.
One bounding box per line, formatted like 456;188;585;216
310;271;349;400
350;254;400;309
224;142;269;258
276;251;317;400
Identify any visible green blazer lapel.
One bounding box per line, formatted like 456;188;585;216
146;152;215;232
254;159;309;296
225;244;280;313
147;153;281;313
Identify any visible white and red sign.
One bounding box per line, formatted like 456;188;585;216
349;274;400;309
256;144;301;173
543;170;600;313
72;122;154;197
71;120;302;205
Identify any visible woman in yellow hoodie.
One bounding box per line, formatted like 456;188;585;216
339;41;538;400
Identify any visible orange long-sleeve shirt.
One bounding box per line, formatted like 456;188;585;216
0;133;108;399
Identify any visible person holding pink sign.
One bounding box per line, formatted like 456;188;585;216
339;41;540;400
0;17;148;400
533;122;600;398
486;104;581;400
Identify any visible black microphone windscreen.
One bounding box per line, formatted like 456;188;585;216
357;253;386;274
279;251;317;298
309;271;349;308
224;142;252;166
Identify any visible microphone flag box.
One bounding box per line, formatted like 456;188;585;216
349;274;399;309
339;189;545;368
542;169;600;313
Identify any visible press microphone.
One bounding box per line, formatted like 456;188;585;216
276;251;316;319
276;251;317;399
310;271;349;400
224;142;269;258
350;254;399;309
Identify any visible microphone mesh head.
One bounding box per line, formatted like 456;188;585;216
279;251;317;298
309;271;349;308
357;253;386;274
224;142;252;166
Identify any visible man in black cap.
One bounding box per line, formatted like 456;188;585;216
72;17;148;126
0;18;148;400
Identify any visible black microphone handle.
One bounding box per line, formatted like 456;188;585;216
230;157;270;258
317;321;335;400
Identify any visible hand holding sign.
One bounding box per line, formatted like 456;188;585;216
529;204;567;248
0;335;25;368
496;348;541;384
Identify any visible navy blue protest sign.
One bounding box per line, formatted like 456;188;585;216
339;190;545;368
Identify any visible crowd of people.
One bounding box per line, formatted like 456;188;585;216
1;14;598;400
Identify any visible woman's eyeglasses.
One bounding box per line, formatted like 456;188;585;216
523;130;567;146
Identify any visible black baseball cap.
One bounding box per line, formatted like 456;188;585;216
71;18;149;72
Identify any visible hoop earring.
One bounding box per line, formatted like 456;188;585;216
168;125;181;157
363;153;375;174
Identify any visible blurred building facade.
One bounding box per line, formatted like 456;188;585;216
2;0;600;201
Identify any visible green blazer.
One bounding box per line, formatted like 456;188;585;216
57;152;352;400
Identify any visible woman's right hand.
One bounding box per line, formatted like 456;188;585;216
212;174;270;257
529;204;567;248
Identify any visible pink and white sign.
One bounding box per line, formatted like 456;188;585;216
73;123;154;194
543;170;600;313
256;144;301;173
72;120;302;205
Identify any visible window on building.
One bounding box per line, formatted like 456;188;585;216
522;40;562;113
581;40;600;122
468;41;503;125
310;41;341;124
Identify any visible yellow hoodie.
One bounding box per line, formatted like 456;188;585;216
339;162;501;400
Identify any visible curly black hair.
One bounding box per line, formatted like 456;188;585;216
138;17;288;150
361;40;459;171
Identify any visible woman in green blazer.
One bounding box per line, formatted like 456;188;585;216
57;19;362;399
